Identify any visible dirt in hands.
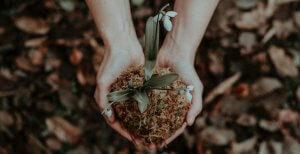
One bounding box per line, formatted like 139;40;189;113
110;66;191;144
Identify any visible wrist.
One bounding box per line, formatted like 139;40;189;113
160;35;196;62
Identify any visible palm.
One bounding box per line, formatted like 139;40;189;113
157;51;203;147
94;49;144;143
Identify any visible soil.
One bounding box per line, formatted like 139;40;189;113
110;66;191;144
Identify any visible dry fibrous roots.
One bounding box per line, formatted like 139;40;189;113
110;66;191;144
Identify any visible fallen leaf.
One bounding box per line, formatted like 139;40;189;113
269;140;283;154
58;87;78;109
283;140;300;154
278;109;299;124
24;37;47;48
14;16;50;35
235;82;250;99
69;48;83;65
207;50;224;75
28;47;47;66
258;141;269;154
259;119;279;132
268;46;298;77
237;113;257;126
251;77;283;97
0;110;14;127
254;89;288;116
58;0;76;12
46;116;81;144
231;136;257;154
238;32;256;54
201;127;235;146
15;56;39;72
46;137;62;151
235;4;267;29
131;0;145;6
273;19;296;40
221;94;252;116
235;0;258;10
204;72;241;103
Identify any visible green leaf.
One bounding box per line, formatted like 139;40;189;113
132;90;150;113
143;73;179;89
145;16;160;80
107;89;132;102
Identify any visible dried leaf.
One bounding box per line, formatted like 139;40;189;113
58;0;76;12
0;110;14;127
143;73;179;89
231;136;257;154
133;90;150;113
107;89;132;102
235;0;258;9
46;137;62;151
238;32;256;54
201;127;235;145
235;5;267;30
69;48;83;65
46;116;81;144
14;16;50;35
15;56;39;72
259;119;279;132
145;17;160;80
236;113;257;126
204;72;241;103
24;37;47;48
131;0;145;6
268;46;298;77
251;77;283;97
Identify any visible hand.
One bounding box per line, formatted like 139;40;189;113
156;47;203;147
94;42;145;146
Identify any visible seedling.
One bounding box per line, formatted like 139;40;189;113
103;4;186;114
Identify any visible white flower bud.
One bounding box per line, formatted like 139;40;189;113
187;85;194;91
166;11;178;17
104;108;112;117
185;92;193;102
163;16;172;31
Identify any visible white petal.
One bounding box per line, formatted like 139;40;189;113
104;108;112;117
163;16;172;31
185;92;193;102
166;11;178;17
187;85;194;91
153;13;163;22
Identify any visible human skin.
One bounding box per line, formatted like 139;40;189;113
86;0;219;148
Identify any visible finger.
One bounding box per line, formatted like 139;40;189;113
157;122;187;148
187;81;203;126
173;63;203;126
96;78;115;123
107;121;133;142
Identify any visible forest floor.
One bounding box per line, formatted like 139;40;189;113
0;0;300;153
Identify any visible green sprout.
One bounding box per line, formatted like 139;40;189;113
105;4;182;114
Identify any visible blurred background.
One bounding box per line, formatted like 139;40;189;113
0;0;300;153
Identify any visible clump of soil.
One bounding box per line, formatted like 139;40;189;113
110;66;191;144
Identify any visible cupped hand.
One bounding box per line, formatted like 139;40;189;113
156;48;204;147
94;44;145;146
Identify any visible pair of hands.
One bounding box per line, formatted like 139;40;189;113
94;41;203;148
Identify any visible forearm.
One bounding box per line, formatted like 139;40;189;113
86;0;140;51
161;0;220;60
